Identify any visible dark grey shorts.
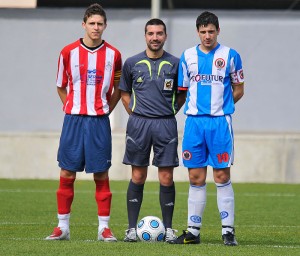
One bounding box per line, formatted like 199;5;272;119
123;114;179;167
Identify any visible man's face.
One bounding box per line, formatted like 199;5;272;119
82;14;107;41
197;23;219;50
145;25;167;52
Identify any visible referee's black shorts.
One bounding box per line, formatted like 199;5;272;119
123;114;179;167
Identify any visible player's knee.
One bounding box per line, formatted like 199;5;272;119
132;170;147;184
159;174;173;186
189;173;205;186
94;171;108;180
213;168;231;183
60;169;76;179
160;180;173;187
215;177;230;184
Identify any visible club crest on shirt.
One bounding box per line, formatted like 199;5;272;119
163;78;173;90
214;58;225;69
182;150;192;160
105;61;112;71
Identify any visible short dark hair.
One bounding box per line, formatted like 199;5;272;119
145;18;167;34
196;11;219;30
83;3;107;24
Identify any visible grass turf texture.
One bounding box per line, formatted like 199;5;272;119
0;179;299;255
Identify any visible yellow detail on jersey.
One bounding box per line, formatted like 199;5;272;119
158;61;172;77
172;91;176;114
135;59;173;79
136;60;152;77
137;77;143;83
132;88;136;111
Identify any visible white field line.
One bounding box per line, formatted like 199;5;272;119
0;189;297;197
0;221;299;229
0;237;300;249
1;222;299;249
207;243;300;249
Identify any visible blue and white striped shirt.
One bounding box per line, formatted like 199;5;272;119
178;43;244;116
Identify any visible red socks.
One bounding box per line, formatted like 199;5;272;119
56;176;111;216
56;176;75;214
94;178;112;216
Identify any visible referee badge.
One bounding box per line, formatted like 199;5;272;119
163;78;173;91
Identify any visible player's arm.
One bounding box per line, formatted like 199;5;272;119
119;58;133;115
230;52;244;104
56;52;68;105
57;87;67;104
109;78;121;113
232;82;244;103
120;91;132;115
230;68;244;104
176;89;187;112
109;54;122;113
176;53;188;112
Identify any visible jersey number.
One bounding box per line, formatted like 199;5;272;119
217;152;229;163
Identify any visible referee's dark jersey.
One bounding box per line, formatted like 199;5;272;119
119;51;179;117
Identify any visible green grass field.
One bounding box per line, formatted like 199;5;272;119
0;179;299;255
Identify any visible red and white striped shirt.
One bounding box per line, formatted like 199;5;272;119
56;39;122;115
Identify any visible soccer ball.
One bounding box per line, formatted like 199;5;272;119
136;216;165;242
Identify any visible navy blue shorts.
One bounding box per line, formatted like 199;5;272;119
123;114;179;167
57;114;112;173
